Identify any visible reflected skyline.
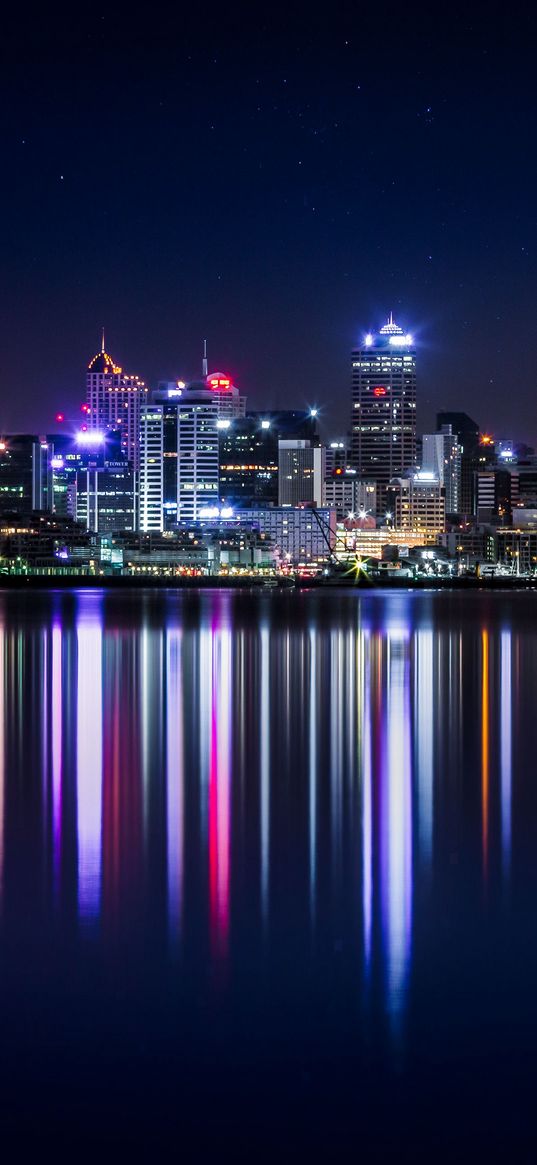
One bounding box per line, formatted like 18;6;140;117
0;589;528;1020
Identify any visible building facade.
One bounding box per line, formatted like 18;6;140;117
86;335;148;468
387;472;446;534
421;424;461;514
278;441;325;507
351;314;416;498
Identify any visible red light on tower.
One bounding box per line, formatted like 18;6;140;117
208;371;233;391
373;386;387;397
81;403;90;414
55;412;65;423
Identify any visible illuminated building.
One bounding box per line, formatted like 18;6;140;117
339;525;440;558
247;507;336;565
351;314;416;499
421;424;461;514
86;332;148;468
278;441;325;506
138;406;163;532
204;371;246;419
139;383;220;530
387;472;446;534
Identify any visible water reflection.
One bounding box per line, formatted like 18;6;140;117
0;588;529;1031
76;599;102;921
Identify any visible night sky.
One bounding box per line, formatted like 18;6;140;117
1;4;536;443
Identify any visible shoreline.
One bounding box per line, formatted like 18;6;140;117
0;574;535;590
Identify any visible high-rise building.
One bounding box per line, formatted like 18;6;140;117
86;333;148;467
421;424;461;514
351;314;416;500
219;415;279;508
139;383;220;531
278;441;325;507
437;411;480;516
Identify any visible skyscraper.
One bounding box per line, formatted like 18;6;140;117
351;314;416;503
139;383;220;531
86;332;148;468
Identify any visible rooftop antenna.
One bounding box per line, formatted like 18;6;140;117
202;339;208;378
101;327;105;353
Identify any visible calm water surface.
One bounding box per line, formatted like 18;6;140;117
1;587;536;1156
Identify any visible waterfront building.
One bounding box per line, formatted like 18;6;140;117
86;333;148;467
351;314;416;501
421;424;461;514
246;507;336;565
278;441;325;507
339;524;440;559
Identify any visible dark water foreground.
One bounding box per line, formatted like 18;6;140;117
0;586;536;1158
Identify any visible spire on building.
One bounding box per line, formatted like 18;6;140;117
101;327;105;354
202;339;208;379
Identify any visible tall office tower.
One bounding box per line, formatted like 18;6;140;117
219;415;279;508
351;314;416;504
139;383;220;531
278;440;325;507
139;405;164;531
421;424;461;515
86;333;148;467
436;411;480;516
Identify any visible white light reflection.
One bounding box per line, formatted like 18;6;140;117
362;630;372;971
166;629;184;947
382;630;412;1023
330;630;343;885
260;624;270;926
77;606;103;921
415;629;433;868
308;628;317;919
501;630;512;882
